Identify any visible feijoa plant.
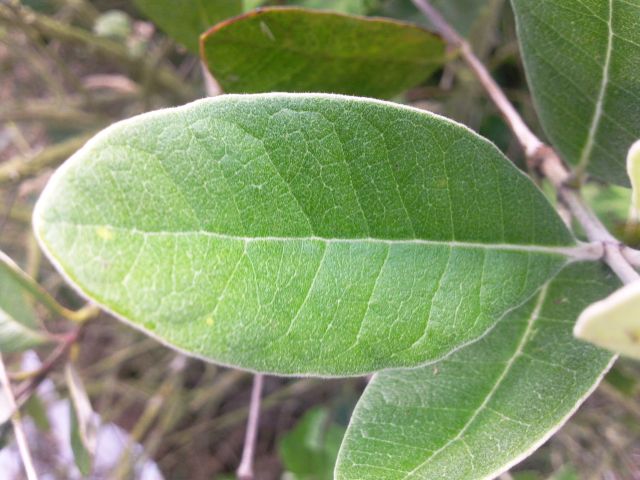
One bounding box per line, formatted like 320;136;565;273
2;1;640;479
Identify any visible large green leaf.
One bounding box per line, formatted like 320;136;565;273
200;8;445;98
0;253;50;353
34;94;575;376
134;0;242;52
336;262;617;479
511;0;640;186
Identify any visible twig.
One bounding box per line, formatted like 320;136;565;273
0;2;194;101
15;328;81;406
112;355;187;480
0;354;38;480
0;131;97;185
0;250;99;323
412;0;640;285
237;374;264;480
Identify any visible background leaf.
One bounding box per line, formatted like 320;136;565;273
34;94;574;376
336;262;617;480
372;0;494;37
65;362;97;476
511;0;640;185
0;254;50;353
200;7;445;98
134;0;242;52
279;407;345;480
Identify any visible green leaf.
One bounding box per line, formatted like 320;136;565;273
34;93;575;376
511;0;640;186
336;262;617;479
574;280;640;359
627;140;640;214
371;0;494;37
288;0;377;16
134;0;242;52
279;407;345;480
66;363;97;476
0;253;50;353
581;182;632;237
200;8;445;98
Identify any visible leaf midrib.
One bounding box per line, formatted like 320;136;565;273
575;0;614;172
42;221;576;255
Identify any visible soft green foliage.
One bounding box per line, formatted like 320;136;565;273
200;8;445;98
134;0;242;52
336;262;616;480
33;94;574;376
581;183;632;236
0;255;49;353
66;363;97;476
511;0;640;185
574;279;640;359
373;0;493;37
290;0;376;15
279;407;345;480
627;140;640;214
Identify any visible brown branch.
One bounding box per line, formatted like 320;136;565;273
412;0;639;285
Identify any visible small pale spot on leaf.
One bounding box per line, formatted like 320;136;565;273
96;226;114;241
205;317;214;326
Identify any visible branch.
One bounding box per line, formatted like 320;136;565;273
0;355;38;480
237;374;264;480
14;329;80;408
0;131;97;185
412;0;639;285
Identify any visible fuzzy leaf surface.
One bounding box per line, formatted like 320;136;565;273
336;262;617;479
511;0;640;185
200;8;445;98
34;94;574;376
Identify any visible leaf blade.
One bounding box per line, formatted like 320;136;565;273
200;7;446;98
511;0;640;185
0;255;50;353
335;262;617;479
34;93;574;376
65;363;97;476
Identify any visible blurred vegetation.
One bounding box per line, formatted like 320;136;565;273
0;0;638;478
